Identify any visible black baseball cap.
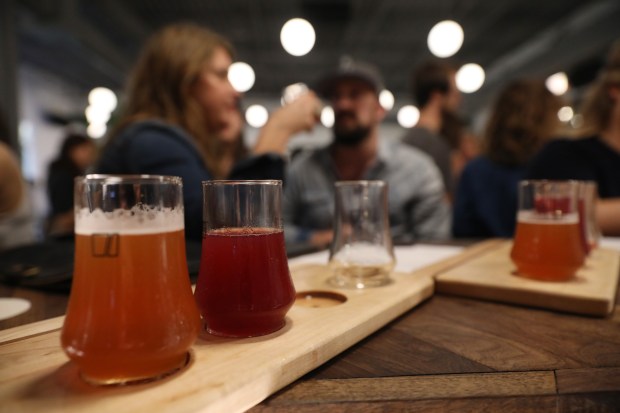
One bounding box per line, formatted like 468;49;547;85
316;57;385;98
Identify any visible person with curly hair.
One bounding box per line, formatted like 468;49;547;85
453;79;562;238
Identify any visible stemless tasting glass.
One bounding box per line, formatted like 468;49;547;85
194;180;296;338
578;180;602;254
328;180;395;289
510;180;586;281
61;175;200;385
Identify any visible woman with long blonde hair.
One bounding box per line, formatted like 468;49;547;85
97;23;320;240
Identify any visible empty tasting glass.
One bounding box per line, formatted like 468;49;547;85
62;175;200;385
510;180;586;281
194;180;296;338
329;180;395;289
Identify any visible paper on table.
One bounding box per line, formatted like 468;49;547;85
288;244;464;273
287;250;329;267
0;298;31;321
600;237;620;252
394;244;464;272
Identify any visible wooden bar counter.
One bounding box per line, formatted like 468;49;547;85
1;240;619;412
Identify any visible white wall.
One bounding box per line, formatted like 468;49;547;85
18;64;88;221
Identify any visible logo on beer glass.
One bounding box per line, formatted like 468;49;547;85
91;233;120;257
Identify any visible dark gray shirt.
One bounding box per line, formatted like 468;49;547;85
283;139;451;244
402;127;453;195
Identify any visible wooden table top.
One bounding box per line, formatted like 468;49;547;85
2;245;619;412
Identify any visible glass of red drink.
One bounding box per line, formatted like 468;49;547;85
62;175;201;385
195;180;296;337
510;180;586;281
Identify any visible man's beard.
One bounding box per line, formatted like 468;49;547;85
333;113;371;146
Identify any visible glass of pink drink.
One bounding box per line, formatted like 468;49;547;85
194;180;296;337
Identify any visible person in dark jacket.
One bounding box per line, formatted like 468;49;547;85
47;133;96;238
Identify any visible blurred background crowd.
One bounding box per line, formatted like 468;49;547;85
1;0;619;250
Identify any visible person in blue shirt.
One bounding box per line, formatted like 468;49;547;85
96;23;320;240
452;79;562;238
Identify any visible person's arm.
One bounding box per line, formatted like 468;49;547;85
229;93;321;182
253;92;321;156
308;229;333;248
597;198;620;236
229;154;286;181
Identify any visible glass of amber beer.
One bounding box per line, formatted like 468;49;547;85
194;180;296;338
510;180;586;281
61;175;200;385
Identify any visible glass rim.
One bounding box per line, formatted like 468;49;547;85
519;179;581;187
202;180;282;186
77;174;183;185
334;180;386;187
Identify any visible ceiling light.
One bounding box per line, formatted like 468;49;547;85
85;105;111;125
280;18;315;57
379;90;394;111
558;106;574;122
456;63;485;93
570;113;583;128
87;123;107;139
245;104;269;128
321;106;334;128
397;105;420;128
282;82;309;105
546;72;569;96
228;62;255;93
427;20;464;58
88;87;117;112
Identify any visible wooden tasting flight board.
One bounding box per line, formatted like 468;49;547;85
0;241;496;413
435;240;620;317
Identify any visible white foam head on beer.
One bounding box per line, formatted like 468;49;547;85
75;207;184;235
518;210;579;224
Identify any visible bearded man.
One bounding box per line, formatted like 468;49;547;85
283;59;450;249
